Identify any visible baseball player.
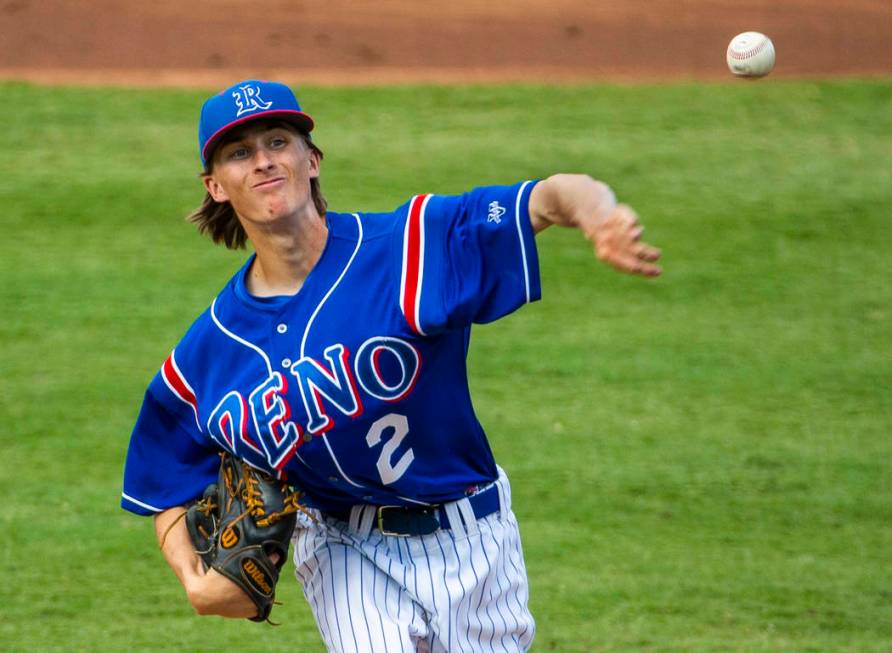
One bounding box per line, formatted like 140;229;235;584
121;79;661;651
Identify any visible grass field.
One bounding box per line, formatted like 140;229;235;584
1;79;890;652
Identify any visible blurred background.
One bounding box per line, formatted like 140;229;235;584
1;0;891;86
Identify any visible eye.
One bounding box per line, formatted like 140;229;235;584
227;146;249;160
269;135;288;149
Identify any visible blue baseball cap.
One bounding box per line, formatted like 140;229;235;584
198;80;315;167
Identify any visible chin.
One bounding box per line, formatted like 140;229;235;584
259;198;295;220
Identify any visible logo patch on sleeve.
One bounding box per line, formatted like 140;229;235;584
488;200;506;224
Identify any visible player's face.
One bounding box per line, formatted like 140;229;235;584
203;123;320;226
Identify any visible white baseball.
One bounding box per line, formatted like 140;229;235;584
726;32;775;78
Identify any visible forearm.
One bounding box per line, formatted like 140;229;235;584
155;507;202;590
154;507;257;618
528;173;616;234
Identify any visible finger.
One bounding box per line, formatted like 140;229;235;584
611;252;662;277
635;243;662;261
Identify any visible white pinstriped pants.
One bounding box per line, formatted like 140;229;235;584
291;469;535;652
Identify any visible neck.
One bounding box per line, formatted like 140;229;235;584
243;209;328;297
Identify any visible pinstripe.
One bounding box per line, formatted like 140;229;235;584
326;543;348;653
386;555;397;620
319;541;337;651
421;541;438;624
356;548;375;653
395;537;406;618
293;473;534;652
370;540;391;653
505;522;534;646
473;534;499;653
433;530;455;652
309;535;334;651
409;539;421;608
460;528;485;646
500;525;527;633
304;532;332;650
340;545;357;652
295;526;333;649
445;529;471;652
475;536;505;653
485;522;514;653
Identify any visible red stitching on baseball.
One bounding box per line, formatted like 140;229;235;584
728;38;768;61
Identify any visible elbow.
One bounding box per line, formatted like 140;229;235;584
186;587;214;616
184;576;226;617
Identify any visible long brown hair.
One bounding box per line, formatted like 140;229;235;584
187;125;327;250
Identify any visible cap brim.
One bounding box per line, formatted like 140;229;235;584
202;109;315;166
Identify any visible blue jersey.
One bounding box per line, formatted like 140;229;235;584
121;181;540;516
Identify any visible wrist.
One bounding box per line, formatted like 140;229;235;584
575;179;616;234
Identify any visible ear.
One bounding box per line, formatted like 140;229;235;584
307;148;321;180
203;173;230;203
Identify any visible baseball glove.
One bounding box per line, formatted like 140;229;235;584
184;453;308;623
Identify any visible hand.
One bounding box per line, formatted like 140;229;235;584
587;204;662;277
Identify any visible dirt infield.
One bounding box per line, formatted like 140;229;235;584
2;0;891;86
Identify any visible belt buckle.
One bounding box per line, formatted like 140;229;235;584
377;506;411;537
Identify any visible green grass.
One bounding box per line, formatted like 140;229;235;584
1;79;890;652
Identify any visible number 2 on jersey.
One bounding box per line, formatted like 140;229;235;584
365;413;414;484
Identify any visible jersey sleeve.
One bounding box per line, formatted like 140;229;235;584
397;180;541;335
121;374;220;516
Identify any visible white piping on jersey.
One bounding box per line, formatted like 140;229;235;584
210;297;273;375
300;213;364;358
300;213;367;489
514;180;534;304
319;435;365;488
414;195;430;335
121;492;163;513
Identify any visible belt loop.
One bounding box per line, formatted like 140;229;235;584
495;466;511;513
457;497;478;534
348;505;364;532
443;502;467;538
358;506;376;537
496;479;508;516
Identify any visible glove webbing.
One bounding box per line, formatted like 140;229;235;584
221;460;315;528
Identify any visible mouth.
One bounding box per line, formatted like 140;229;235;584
252;177;286;189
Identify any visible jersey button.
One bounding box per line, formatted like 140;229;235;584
281;358;292;368
277;323;287;334
328;476;339;483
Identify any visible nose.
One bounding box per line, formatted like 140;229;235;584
253;146;275;171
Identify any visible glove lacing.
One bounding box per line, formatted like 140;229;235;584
222;460;314;529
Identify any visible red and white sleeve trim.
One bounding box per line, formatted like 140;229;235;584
160;350;203;432
399;194;431;336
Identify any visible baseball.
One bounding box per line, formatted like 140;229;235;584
726;32;775;78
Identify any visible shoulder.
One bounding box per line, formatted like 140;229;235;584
326;207;411;242
148;266;249;397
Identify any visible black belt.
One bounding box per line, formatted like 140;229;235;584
325;483;501;537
